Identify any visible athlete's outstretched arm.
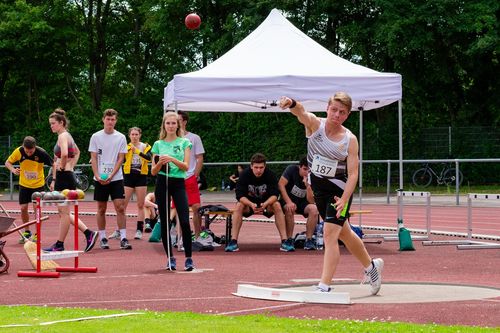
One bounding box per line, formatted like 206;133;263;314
279;96;320;135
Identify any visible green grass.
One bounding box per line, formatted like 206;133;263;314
0;306;497;332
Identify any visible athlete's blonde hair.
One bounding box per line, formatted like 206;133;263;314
328;92;352;112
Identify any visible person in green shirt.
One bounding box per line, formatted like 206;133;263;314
151;111;194;272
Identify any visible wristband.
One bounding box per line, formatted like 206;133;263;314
289;99;297;108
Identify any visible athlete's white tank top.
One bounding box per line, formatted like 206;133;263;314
306;119;351;181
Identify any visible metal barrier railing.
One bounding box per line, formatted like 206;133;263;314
1;158;500;204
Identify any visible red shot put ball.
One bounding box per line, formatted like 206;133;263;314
185;13;201;30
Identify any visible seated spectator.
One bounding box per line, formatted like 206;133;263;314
278;157;319;250
225;153;293;252
228;164;244;191
143;192;158;233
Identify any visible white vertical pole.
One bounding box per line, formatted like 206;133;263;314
397;100;404;223
358;108;363;227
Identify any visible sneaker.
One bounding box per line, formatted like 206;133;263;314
166;257;176;271
109;230;120;240
100;238;110;249
43;242;64;252
19;231;32;244
84;231;98;252
225;239;239;252
363;258;384;295
144;223;152;233
280;238;295;252
304;239;317;250
31;233;38;242
120;238;132;250
315;285;332;293
184;258;195;271
134;230;143;240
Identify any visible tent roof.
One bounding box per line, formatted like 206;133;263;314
164;9;401;112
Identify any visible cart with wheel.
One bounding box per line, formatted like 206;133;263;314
0;215;37;274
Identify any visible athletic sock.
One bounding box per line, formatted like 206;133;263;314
99;230;106;240
120;229;127;240
317;282;331;292
83;229;91;238
137;221;144;232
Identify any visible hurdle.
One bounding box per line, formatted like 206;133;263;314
423;193;500;250
364;191;431;241
18;197;97;278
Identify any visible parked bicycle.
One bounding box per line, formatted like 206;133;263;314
45;168;90;192
412;163;463;187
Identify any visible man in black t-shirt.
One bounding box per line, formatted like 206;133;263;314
225;153;293;252
278;157;319;250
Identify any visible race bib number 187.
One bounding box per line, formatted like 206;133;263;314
311;155;338;178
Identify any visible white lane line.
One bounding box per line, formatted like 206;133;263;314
0;312;144;328
216;302;303;315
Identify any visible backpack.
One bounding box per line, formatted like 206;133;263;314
294;232;307;249
198;204;229;215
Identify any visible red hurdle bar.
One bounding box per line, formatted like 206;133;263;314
57;200;97;273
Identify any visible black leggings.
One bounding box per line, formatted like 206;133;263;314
155;175;192;258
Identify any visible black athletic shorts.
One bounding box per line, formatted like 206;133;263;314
124;172;147;188
311;173;351;227
55;170;77;191
242;204;274;218
19;185;45;205
94;179;125;202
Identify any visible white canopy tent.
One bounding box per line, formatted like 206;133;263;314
164;9;404;221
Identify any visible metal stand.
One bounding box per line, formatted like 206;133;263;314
423;193;500;250
364;191;431;241
18;198;97;278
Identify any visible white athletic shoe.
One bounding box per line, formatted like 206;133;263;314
134;230;143;240
315;285;331;293
363;258;384;295
108;230;120;240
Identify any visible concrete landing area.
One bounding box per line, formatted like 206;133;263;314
286;282;500;304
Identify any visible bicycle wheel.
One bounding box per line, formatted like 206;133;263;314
412;168;432;187
45;174;53;190
442;168;463;186
76;175;90;192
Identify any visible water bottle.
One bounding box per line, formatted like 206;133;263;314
316;221;324;250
